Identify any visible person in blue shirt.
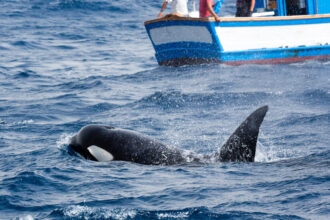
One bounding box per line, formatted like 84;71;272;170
236;0;255;17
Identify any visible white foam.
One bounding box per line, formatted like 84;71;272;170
19;215;34;220
157;211;189;218
255;141;291;162
11;119;34;126
64;206;137;220
56;133;73;149
255;142;269;162
64;205;93;217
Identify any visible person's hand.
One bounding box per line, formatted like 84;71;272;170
157;12;164;18
215;16;221;22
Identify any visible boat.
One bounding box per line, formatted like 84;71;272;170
144;0;330;66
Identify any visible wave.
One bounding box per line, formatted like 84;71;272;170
48;205;306;219
276;112;329;127
136;90;269;110
82;102;118;113
301;89;330;105
275;150;330;167
58;79;103;90
0;45;9;50
13;70;41;79
2;0;136;17
42;0;132;13
11;40;44;50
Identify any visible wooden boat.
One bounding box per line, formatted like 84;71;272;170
144;0;330;66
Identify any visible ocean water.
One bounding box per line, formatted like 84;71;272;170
0;0;329;219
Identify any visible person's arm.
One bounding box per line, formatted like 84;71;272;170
157;1;168;18
206;0;221;21
250;0;255;14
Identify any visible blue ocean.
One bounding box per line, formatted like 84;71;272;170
0;0;329;219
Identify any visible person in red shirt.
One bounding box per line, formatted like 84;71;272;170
199;0;221;21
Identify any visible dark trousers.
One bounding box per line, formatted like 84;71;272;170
236;0;252;17
236;7;251;17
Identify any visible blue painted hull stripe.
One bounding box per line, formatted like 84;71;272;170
155;46;330;63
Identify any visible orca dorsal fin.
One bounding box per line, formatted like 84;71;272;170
219;106;268;162
87;145;114;162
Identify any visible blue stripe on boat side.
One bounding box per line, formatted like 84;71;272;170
154;45;330;63
220;45;330;62
155;48;221;63
155;42;219;52
215;17;330;27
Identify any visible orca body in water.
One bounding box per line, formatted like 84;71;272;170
69;106;268;164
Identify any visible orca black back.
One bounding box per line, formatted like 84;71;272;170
69;106;268;164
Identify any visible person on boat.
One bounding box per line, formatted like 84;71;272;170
199;0;221;21
157;0;189;18
235;0;255;17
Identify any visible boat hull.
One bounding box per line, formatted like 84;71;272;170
144;15;330;66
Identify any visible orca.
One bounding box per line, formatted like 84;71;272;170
69;106;268;164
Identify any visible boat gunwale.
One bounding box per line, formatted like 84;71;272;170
144;14;330;25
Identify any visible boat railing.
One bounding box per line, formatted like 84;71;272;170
144;14;330;25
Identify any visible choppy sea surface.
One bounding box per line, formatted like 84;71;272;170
0;0;329;219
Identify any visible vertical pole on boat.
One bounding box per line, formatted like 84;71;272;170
277;0;286;16
315;0;318;14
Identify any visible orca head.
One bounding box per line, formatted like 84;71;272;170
69;125;115;161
